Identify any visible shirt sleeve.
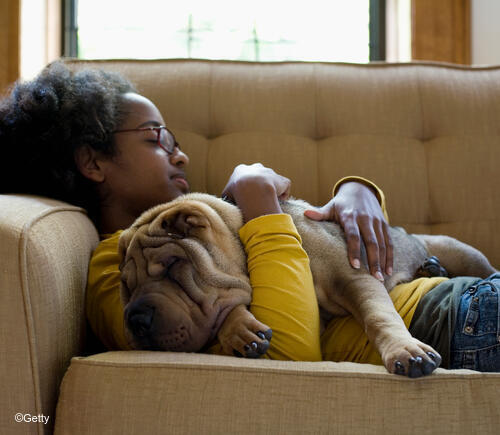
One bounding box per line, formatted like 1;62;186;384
332;176;389;223
238;213;322;361
86;231;131;351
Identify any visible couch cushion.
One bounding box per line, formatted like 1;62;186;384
0;195;99;434
55;351;500;434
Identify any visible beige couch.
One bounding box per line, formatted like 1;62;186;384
2;59;500;434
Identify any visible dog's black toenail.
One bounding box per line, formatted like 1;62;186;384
434;353;442;367
244;344;262;358
427;352;436;360
244;344;250;351
394;361;405;375
251;341;258;350
421;359;437;375
233;349;243;357
408;357;423;378
264;329;273;340
257;331;265;340
257;340;270;355
415;356;423;364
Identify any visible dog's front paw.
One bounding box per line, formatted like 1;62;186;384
218;305;272;358
383;338;442;378
232;329;273;358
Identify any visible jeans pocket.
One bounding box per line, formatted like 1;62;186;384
462;283;499;337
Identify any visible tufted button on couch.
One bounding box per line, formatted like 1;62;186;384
1;59;500;434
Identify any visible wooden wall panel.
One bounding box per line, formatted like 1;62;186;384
412;0;470;64
0;0;20;93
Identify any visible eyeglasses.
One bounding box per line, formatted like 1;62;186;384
113;126;180;155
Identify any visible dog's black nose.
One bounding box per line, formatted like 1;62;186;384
127;305;155;337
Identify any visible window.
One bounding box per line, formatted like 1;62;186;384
66;0;388;63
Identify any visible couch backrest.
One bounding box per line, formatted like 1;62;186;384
66;59;500;266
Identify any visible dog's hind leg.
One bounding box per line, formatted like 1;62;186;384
416;256;448;278
414;234;497;278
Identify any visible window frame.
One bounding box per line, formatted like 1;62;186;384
63;0;387;62
370;0;386;61
62;0;78;57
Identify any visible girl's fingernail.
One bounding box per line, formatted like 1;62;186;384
387;267;393;276
352;259;360;269
376;271;384;281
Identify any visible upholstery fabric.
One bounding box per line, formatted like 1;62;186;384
0;195;99;434
55;351;500;435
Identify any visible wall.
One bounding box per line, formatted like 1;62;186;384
20;0;47;79
0;0;20;93
471;0;500;65
20;0;61;79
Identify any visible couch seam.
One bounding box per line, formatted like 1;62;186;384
415;67;432;227
17;205;91;435
66;358;495;381
206;61;214;193
313;63;320;205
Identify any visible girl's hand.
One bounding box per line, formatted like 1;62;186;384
221;163;291;223
304;181;393;281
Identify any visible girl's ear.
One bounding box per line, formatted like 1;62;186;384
74;146;106;183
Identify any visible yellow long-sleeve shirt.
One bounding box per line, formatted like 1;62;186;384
86;176;447;363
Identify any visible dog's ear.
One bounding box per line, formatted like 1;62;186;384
162;210;210;237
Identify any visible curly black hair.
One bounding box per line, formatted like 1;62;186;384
0;61;136;223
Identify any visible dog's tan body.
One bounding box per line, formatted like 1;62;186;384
119;193;496;377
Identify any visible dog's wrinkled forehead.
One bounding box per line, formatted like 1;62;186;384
119;194;236;258
118;193;244;301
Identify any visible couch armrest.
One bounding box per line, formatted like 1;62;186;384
0;195;99;434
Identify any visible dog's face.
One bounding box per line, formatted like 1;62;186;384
119;193;252;352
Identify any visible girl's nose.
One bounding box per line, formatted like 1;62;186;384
170;147;189;167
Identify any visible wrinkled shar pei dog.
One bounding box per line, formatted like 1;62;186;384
118;193;496;377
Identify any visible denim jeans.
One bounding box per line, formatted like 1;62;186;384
450;273;500;371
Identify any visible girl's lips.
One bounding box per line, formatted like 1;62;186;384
172;176;189;190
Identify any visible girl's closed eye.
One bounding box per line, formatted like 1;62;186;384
144;129;159;142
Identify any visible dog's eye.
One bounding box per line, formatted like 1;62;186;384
166;232;184;239
160;219;184;239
